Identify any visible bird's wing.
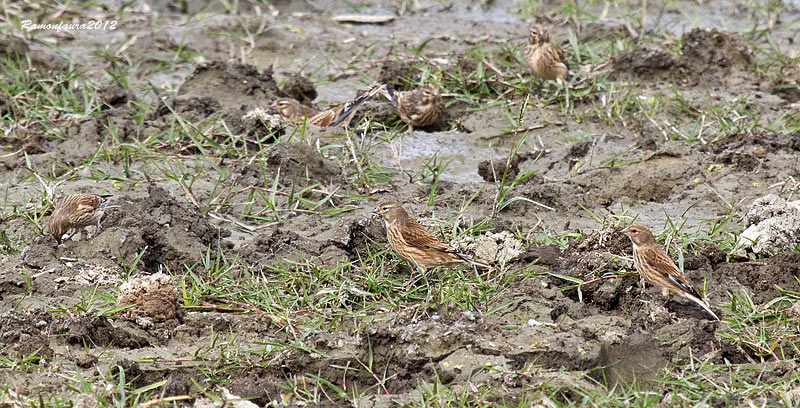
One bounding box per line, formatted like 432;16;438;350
309;107;340;127
58;195;98;212
400;218;454;252
550;44;569;70
82;194;104;208
358;83;388;99
639;246;701;298
75;202;99;213
323;84;387;127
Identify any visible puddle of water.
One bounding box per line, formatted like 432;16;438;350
372;131;499;183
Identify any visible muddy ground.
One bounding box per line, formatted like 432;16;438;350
1;0;800;406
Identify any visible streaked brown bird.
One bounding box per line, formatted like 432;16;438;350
625;225;720;321
382;84;444;132
525;26;570;83
48;194;110;243
374;201;489;273
274;84;386;127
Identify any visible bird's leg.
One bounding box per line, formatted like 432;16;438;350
403;262;427;287
90;210;106;238
560;79;571;111
91;205;118;238
641;280;659;307
660;288;672;309
660;296;671;309
89;227;101;239
404;273;424;287
405;258;426;274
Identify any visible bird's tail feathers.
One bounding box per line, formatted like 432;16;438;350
360;83;388;99
329;84;387;126
456;252;491;270
379;84;400;109
683;292;720;321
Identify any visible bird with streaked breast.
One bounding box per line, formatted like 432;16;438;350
625;224;720;321
380;84;444;132
374;201;490;273
525;26;570;83
49;193;113;243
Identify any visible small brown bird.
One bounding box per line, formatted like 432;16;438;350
274;84;386;127
625;225;719;321
381;84;444;132
524;26;570;83
48;194;110;243
374;201;489;273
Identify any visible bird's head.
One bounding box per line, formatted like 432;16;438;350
419;85;441;104
273;98;299;118
374;201;408;223
48;215;67;244
625;224;656;246
528;26;550;46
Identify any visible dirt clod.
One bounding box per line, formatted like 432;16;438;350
265;142;343;187
74;351;98;368
117;272;182;325
477;155;520;182
612;28;754;85
280;73;317;103
733;194;800;256
377;60;418;88
459;230;525;268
